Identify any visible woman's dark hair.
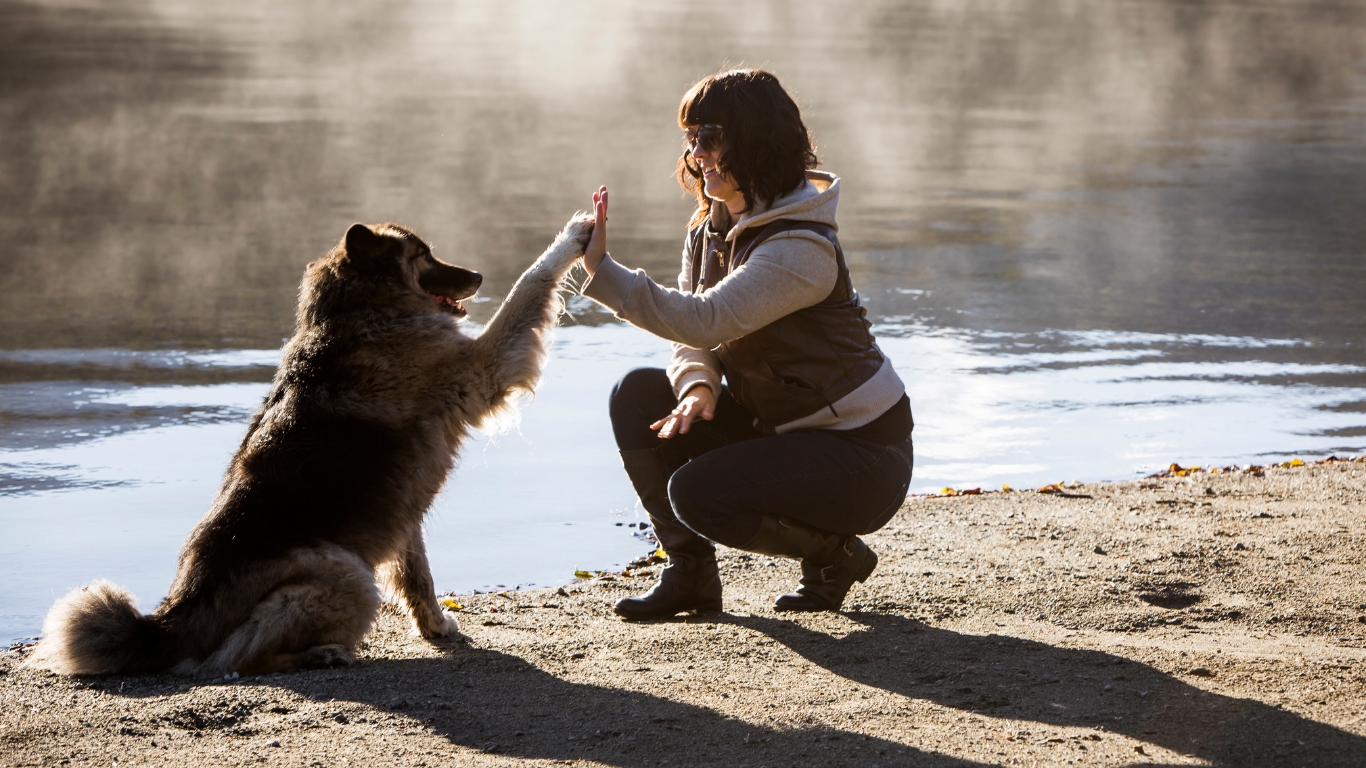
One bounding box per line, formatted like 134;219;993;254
677;68;819;225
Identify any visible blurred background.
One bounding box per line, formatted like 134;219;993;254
3;0;1365;642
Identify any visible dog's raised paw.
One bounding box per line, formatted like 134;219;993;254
564;214;595;251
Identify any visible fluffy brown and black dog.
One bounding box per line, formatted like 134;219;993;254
29;214;593;676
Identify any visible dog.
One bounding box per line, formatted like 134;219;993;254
28;214;593;676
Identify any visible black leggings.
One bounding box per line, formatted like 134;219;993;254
609;368;914;549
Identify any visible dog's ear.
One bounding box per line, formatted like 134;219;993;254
344;223;383;256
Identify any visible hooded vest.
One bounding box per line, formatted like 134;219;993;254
688;217;885;433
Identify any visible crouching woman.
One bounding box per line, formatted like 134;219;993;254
580;68;914;618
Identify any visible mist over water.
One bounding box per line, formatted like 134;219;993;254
3;0;1365;642
4;0;1365;346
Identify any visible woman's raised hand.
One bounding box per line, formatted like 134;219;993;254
651;384;716;439
583;185;609;275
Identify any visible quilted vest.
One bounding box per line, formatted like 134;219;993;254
688;218;885;433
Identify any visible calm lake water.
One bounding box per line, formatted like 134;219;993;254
3;0;1365;643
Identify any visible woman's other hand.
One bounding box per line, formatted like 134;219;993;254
651;384;715;439
583;185;609;275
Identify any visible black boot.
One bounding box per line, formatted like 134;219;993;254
613;448;722;620
741;515;877;612
779;561;827;612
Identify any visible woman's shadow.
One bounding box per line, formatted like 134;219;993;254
262;640;995;768
736;611;1364;767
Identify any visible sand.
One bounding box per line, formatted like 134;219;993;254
3;456;1364;767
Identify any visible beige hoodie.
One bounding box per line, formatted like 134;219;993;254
582;170;906;432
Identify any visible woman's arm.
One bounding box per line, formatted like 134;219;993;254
578;184;838;350
584;233;837;350
668;342;721;399
666;235;723;398
651;227;724;439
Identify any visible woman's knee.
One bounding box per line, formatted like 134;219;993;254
609;368;675;451
610;367;670;405
667;463;728;541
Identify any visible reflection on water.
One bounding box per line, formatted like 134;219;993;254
2;0;1366;641
4;325;1364;642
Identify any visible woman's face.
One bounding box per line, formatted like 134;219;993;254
688;129;744;213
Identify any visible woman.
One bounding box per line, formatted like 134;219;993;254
580;68;913;619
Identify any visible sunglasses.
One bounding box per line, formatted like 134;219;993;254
683;124;724;154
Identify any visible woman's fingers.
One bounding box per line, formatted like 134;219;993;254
582;185;609;275
649;391;714;440
676;411;695;435
649;413;677;438
651;396;694;439
593;186;607;224
653;415;679;439
674;397;701;435
594;189;608;234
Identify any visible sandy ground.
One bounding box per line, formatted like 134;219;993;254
3;457;1365;767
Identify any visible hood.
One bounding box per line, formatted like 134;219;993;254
714;170;840;242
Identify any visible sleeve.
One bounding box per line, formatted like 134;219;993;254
665;235;721;398
580;229;838;352
668;343;721;399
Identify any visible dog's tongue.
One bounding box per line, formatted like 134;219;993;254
432;294;464;312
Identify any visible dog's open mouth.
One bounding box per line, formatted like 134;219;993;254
418;262;481;320
430;293;468;318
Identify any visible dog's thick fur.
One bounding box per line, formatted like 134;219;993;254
29;215;593;676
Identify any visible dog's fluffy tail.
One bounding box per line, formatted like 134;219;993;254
27;580;172;675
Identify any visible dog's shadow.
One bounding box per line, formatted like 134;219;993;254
731;612;1365;767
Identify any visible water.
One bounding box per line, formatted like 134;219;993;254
3;0;1365;643
0;327;672;643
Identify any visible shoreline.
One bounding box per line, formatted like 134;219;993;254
4;456;1365;766
510;454;1366;595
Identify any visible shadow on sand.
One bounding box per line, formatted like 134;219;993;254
94;611;1364;767
735;612;1365;767
263;637;988;768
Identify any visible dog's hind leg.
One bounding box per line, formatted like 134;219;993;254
386;532;462;640
243;643;354;675
196;547;380;676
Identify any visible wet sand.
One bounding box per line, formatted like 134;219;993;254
3;457;1364;767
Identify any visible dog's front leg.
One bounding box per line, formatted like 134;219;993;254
391;532;463;640
464;214;593;403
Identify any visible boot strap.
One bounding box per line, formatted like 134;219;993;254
815;539;860;582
